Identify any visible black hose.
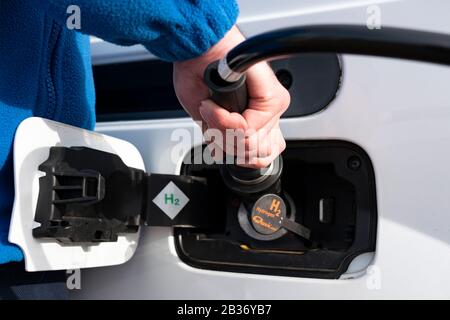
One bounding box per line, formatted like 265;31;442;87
226;25;450;74
211;24;450;185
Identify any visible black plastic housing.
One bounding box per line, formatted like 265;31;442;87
33;147;144;243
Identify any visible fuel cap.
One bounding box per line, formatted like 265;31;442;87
251;194;286;235
250;193;312;240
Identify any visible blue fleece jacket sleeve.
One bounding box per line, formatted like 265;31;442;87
42;0;239;61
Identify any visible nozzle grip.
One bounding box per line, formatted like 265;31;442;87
204;60;278;191
204;60;248;114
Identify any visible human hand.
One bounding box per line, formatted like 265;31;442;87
173;26;290;168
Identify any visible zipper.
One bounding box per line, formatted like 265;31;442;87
44;22;61;119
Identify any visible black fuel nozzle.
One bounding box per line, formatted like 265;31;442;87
203;59;283;199
203;58;300;240
220;156;283;199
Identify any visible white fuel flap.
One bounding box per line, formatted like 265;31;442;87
8;117;144;272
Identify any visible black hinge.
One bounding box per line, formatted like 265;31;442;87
33;147;220;244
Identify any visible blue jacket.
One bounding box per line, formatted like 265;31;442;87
0;0;238;264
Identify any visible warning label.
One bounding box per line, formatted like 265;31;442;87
251;194;286;235
152;181;189;219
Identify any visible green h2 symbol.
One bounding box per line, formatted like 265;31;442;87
165;193;180;205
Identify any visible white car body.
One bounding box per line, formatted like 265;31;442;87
73;0;450;299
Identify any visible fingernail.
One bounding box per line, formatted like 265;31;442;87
199;104;208;122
